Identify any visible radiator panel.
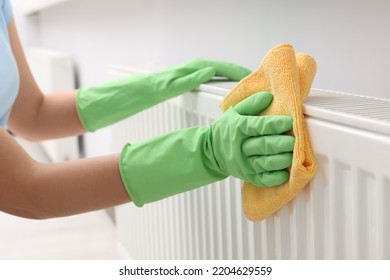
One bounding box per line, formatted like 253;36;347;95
110;66;390;260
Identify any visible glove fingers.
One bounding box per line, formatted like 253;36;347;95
247;153;293;173
234;91;273;116
170;67;216;93
242;135;295;156
207;61;252;81
181;58;252;81
240;115;293;136
247;170;290;187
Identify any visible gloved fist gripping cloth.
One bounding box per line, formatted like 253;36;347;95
76;58;252;132
220;43;317;222
118;91;295;207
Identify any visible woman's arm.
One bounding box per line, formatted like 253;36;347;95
0;128;130;219
1;19;131;219
7;18;85;141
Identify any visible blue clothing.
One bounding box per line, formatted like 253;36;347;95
0;0;19;127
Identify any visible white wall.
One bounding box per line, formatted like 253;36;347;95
12;0;390;157
13;0;390;100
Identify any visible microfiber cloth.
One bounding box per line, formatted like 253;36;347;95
220;43;317;222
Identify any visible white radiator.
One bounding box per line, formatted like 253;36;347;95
26;48;79;162
109;65;390;260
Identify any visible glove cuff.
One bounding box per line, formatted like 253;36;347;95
118;127;227;207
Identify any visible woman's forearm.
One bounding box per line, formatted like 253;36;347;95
26;154;130;219
0;129;130;219
29;154;131;219
9;90;86;141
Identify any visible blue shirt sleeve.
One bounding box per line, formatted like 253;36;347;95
2;0;13;23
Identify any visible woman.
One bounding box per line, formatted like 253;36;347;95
0;0;295;219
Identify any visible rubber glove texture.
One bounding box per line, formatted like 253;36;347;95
119;91;295;207
76;58;252;132
211;91;295;187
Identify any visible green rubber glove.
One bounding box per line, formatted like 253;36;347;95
119;91;295;207
76;58;252;132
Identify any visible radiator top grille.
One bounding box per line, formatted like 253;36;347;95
305;89;390;137
306;90;390;121
198;82;390;137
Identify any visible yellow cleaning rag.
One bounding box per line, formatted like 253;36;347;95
220;43;317;222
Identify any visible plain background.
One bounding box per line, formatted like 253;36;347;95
11;0;390;157
12;0;390;99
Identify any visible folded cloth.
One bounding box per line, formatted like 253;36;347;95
220;43;317;222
